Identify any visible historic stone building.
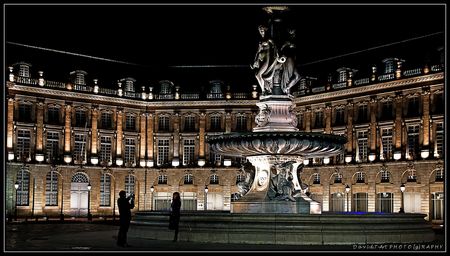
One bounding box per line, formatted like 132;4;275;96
5;49;444;225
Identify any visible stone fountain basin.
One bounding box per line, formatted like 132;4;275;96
207;131;347;158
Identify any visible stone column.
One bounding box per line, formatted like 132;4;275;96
422;88;431;157
199;112;206;160
91;106;98;157
324;104;332;134
346;101;354;155
173;112;180;163
36;101;44;158
116;109;123;161
369;97;377;159
225;111;232;133
140;113;147;162
7;97;14;154
394;93;403;158
305;107;311;132
64;104;72;158
147;113;154;161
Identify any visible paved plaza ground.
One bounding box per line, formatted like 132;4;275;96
3;218;445;253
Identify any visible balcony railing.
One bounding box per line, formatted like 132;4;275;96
354;78;370;86
403;68;422;77
378;73;395;81
46;80;66;89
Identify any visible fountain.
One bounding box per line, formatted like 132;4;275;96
207;6;346;214
130;6;435;245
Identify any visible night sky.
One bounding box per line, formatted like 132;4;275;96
5;4;445;92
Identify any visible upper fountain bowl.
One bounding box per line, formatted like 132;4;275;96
207;131;347;158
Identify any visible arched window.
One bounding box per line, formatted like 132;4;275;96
333;173;343;184
158;174;168;184
330;192;345;212
313;173;320;184
210;174;219;184
184;174;193;185
236;173;245;184
380;170;390;183
71;172;89;183
356;172;365;183
435;169;444;182
45;171;58;206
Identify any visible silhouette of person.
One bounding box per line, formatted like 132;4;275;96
117;190;134;247
169;192;181;242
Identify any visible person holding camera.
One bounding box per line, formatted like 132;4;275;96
117;190;135;247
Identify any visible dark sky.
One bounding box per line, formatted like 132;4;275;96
5;4;445;92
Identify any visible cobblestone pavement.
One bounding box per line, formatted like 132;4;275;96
3;219;446;253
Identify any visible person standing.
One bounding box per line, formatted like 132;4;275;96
117;190;135;247
169;192;181;242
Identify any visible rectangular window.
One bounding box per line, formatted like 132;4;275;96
314;111;324;128
125;175;135;198
125;114;136;131
157;139;170;166
436;123;443;157
431;192;444;220
47;106;60;124
352;193;368;212
17;170;30;206
158;116;170;132
75;110;87;127
183;139;195;166
357;131;368;162
184;116;196;132
339;71;347;83
376;193;393;213
334;108;345;126
73;134;87;163
381;101;393;120
407;97;420;117
330;193;345;212
46;131;59;162
356;172;365;183
407;124;420;160
100;174;111;206
101;112;112;129
99;136;112;165
381;128;393;160
16;129;31;160
18;104;32;122
357;105;368;123
124;138;136;165
333;131;345;164
210;115;221;131
45;172;58;206
236;115;247;131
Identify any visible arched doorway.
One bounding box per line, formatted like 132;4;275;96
70;172;89;217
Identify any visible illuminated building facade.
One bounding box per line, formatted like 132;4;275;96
5;48;444;225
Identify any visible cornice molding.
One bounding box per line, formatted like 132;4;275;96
294;73;444;105
9;85;257;108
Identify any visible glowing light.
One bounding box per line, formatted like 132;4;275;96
90;156;98;165
368;153;376;162
172;158;180;167
116;158;123;166
198;159;206;167
323;157;330;165
140;159;146;168
35;153;44;163
8;152;15;161
64;155;72;164
146;160;154;168
224;159;232;167
393;151;401;160
345;155;352;163
303;159;309;166
420;149;429;159
400;183;405;193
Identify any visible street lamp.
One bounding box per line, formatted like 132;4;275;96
14;181;19;221
345;184;350;212
150;185;154;211
400;183;405;213
204;185;208;211
87;182;92;221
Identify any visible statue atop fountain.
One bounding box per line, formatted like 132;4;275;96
207;6;346;214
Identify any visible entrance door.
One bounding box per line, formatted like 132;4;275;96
207;192;224;210
70;172;89;216
404;192;421;213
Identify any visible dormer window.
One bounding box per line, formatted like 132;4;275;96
120;78;136;92
17;62;31;77
70;70;87;85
